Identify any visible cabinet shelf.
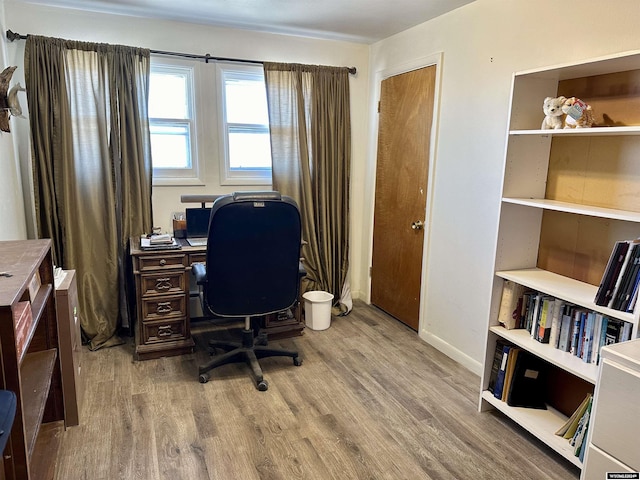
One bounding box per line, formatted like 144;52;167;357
22;349;58;458
481;391;582;468
495;268;635;323
489;326;598;383
502;198;640;223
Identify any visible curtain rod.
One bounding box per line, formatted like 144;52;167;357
5;29;357;75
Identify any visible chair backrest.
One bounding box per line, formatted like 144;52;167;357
202;191;302;317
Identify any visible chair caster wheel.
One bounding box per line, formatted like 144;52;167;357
208;347;216;356
257;380;269;391
293;356;302;366
199;373;210;384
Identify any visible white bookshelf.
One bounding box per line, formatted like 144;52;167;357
480;50;640;472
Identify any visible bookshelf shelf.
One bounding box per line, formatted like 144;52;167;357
502;198;640;224
509;126;640;136
490;326;597;383
495;269;635;324
481;391;582;468
481;50;640;476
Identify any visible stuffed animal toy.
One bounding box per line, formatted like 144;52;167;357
562;97;594;128
541;96;567;130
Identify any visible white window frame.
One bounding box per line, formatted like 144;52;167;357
216;63;272;186
149;57;203;186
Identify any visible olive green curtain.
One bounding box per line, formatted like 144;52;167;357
25;35;153;350
263;63;352;314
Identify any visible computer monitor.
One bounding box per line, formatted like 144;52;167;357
185;207;211;239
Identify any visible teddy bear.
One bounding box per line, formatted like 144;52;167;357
562;97;594;128
541;96;567;130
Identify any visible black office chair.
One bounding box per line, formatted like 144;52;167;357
192;191;303;391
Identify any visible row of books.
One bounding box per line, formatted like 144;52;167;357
555;393;593;461
488;341;547;409
595;238;640;312
498;280;633;365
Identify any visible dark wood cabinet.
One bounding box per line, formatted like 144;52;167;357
0;240;65;479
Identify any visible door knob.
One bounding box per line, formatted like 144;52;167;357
411;220;424;230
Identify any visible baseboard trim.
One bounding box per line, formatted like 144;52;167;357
419;330;482;376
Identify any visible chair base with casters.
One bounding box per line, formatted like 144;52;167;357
198;315;302;390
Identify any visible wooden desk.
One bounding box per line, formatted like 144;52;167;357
130;238;304;361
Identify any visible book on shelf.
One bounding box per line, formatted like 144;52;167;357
506;350;548;409
487;340;507;394
595;237;640;313
529;294;543;339
493;345;511;400
557;304;574;352
580;312;595;363
590;313;604;365
497;280;525;330
501;347;521;402
595;240;630;306
535;296;553;343
555;393;592;438
548;299;564;349
569;309;586;356
570;396;593;459
610;241;640;309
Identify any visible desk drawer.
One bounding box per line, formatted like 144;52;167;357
141;271;185;296
142;318;187;344
141;294;186;321
189;252;206;265
583;444;636;480
138;253;187;271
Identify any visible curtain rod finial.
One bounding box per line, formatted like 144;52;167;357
6;30;25;42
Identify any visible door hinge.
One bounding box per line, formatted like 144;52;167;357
377;101;380;113
369;266;372;277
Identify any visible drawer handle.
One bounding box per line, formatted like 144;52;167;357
156;302;172;315
157;325;173;337
155;278;171;291
159;259;167;266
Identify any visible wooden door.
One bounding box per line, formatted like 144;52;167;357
371;66;436;330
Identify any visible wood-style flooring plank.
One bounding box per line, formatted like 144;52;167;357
54;300;580;480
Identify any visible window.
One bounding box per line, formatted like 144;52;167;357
149;60;201;184
217;64;272;185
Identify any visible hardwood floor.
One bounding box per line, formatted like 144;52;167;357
54;301;580;479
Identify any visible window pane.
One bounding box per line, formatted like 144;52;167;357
150;124;191;169
224;75;270;125
149;71;189;119
228;131;272;169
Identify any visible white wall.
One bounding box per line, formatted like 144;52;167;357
364;0;640;373
3;1;370;297
0;0;27;240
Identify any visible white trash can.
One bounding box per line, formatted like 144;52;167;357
302;291;334;330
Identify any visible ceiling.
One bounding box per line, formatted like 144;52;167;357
12;0;475;44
